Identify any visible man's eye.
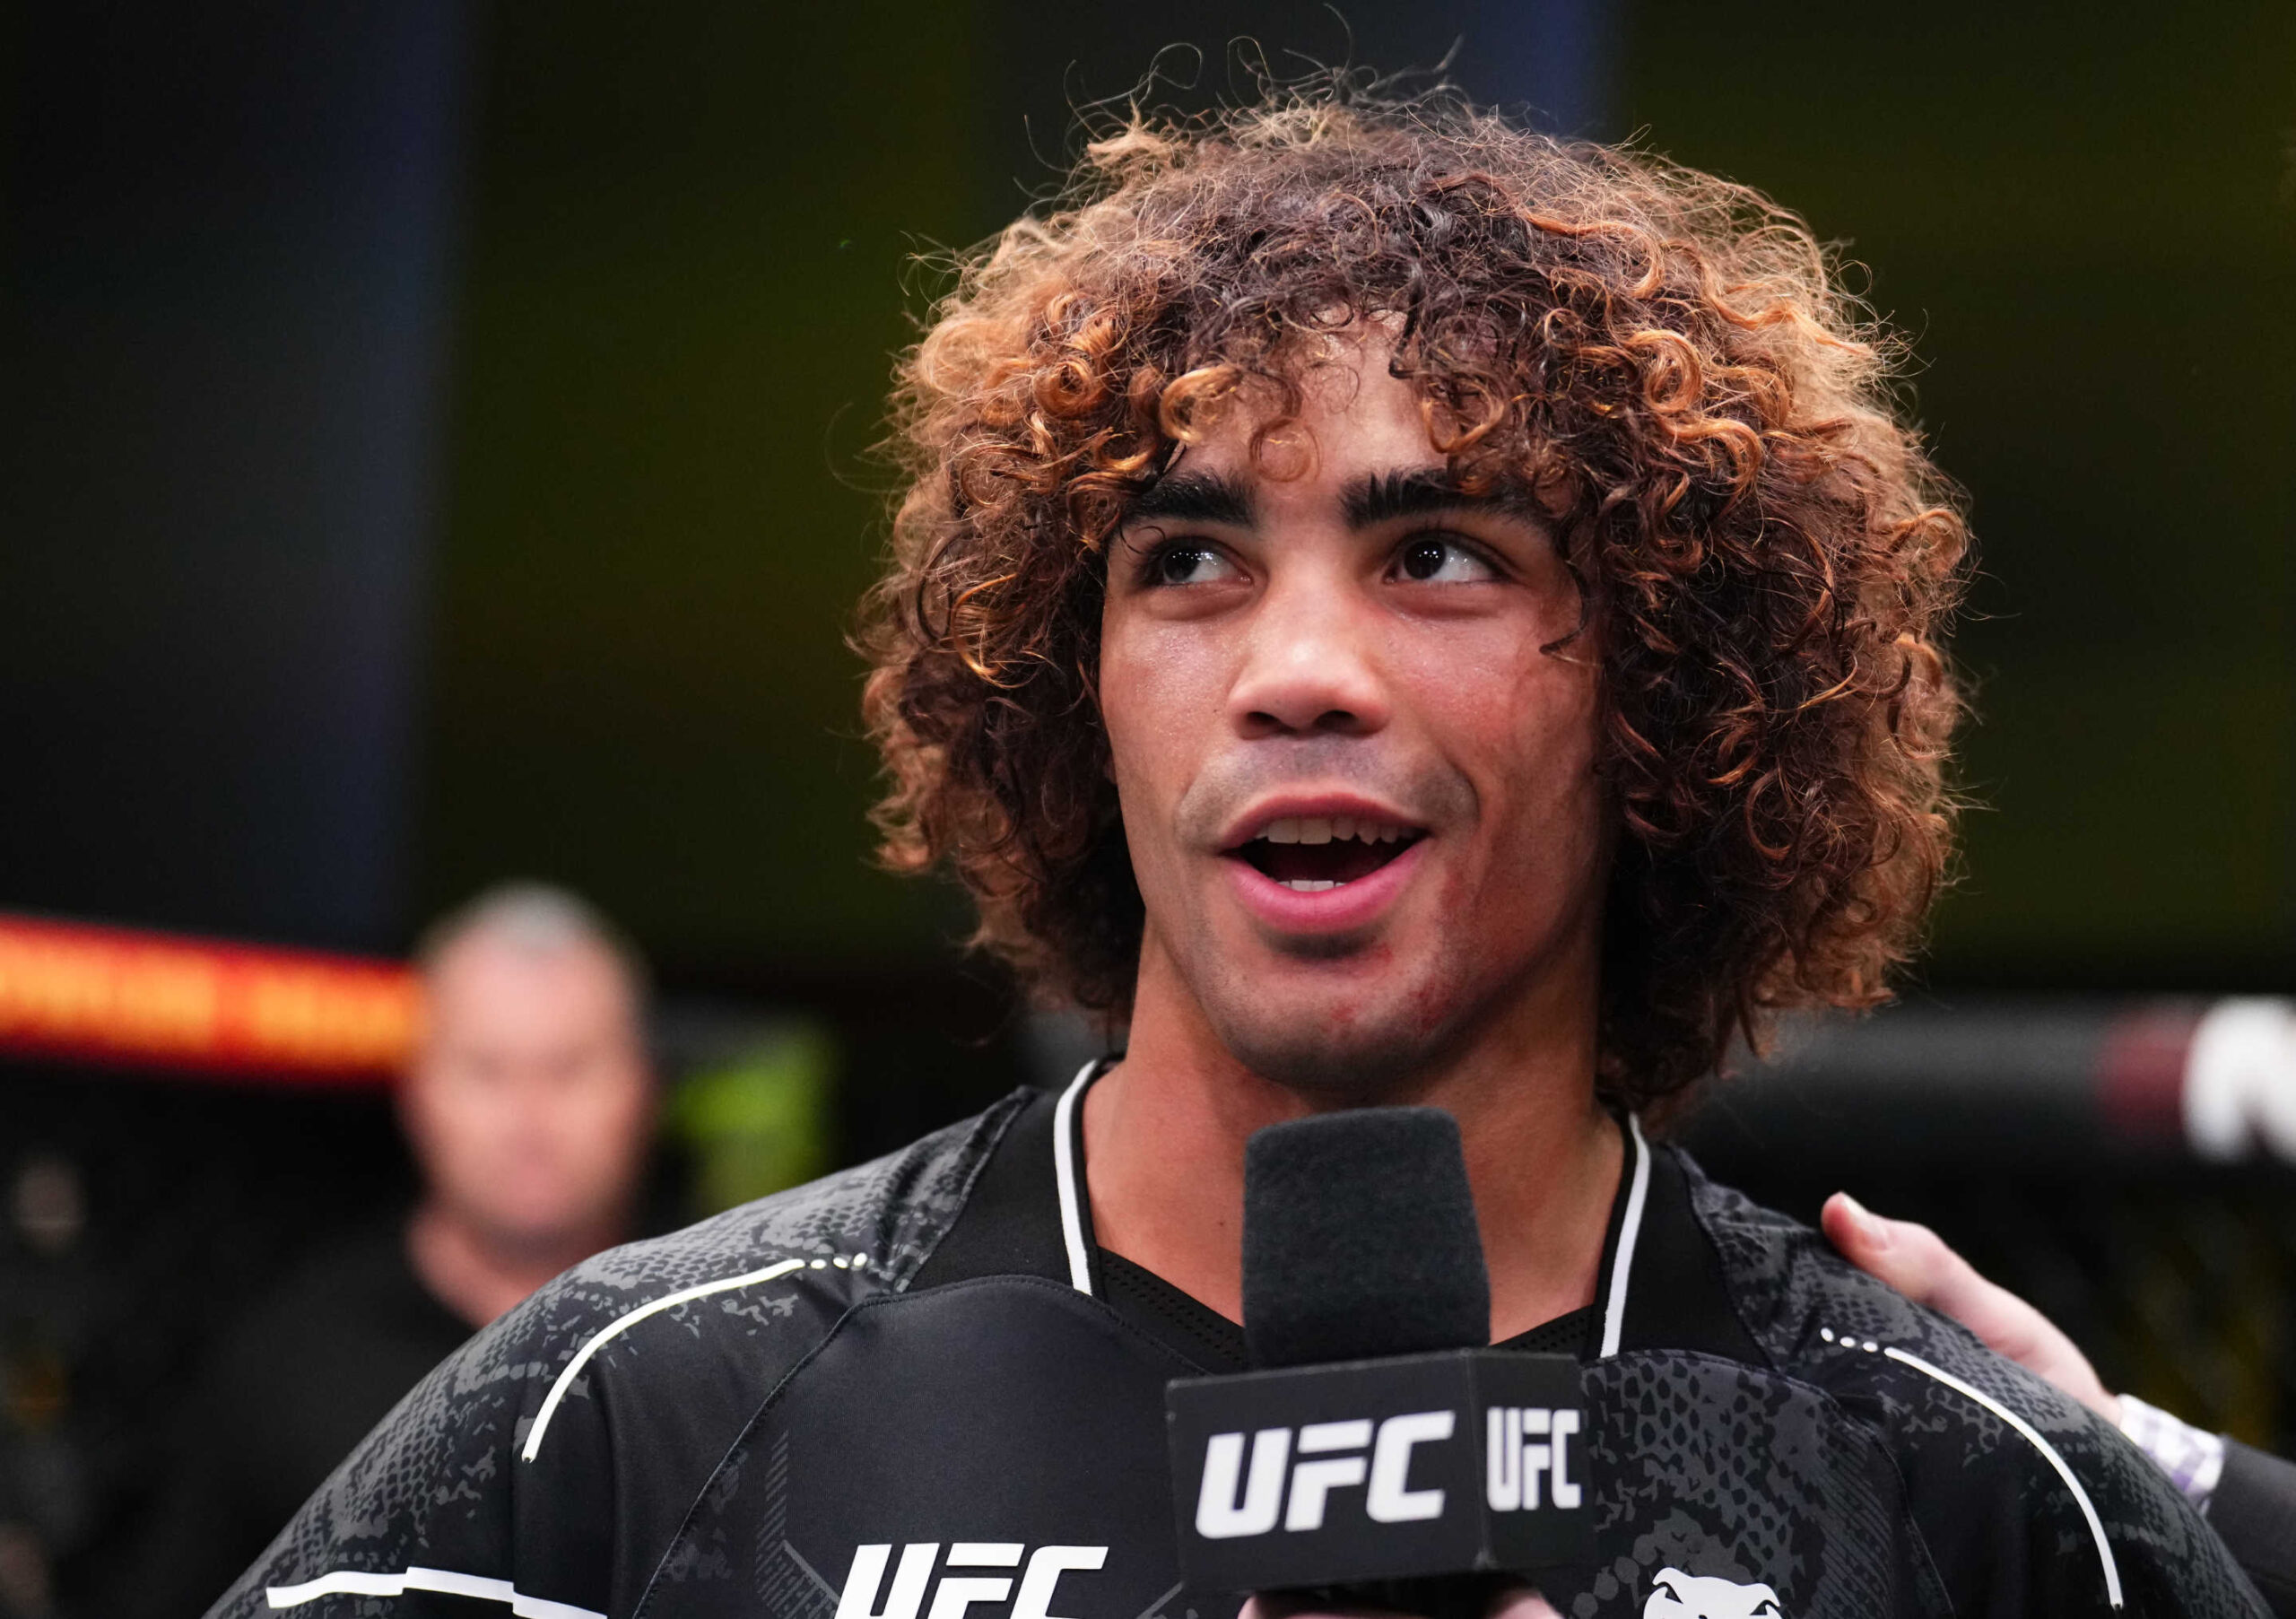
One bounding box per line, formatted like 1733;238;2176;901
1147;543;1238;587
1394;535;1498;584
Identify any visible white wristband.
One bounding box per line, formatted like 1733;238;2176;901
2117;1393;2226;1509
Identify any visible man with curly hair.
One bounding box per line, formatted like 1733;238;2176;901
214;91;2266;1619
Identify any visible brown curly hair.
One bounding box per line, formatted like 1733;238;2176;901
858;87;1968;1113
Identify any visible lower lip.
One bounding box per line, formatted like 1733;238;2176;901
1221;838;1430;936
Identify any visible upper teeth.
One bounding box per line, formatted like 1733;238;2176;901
1259;816;1410;846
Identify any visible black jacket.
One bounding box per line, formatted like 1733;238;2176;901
212;1083;2266;1619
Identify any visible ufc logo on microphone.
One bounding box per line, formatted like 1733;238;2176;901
832;1544;1109;1619
1483;1406;1580;1511
1194;1411;1457;1539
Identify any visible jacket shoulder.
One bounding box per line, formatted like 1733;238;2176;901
1675;1151;1940;1366
210;1090;1032;1619
1678;1152;2267;1616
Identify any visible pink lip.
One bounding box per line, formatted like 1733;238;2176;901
1221;833;1431;936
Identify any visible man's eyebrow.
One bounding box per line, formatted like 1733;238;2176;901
1343;468;1540;528
1120;470;1254;527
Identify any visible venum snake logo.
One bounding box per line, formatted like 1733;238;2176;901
1641;1567;1784;1618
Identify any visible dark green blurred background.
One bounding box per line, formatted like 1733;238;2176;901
420;2;2293;992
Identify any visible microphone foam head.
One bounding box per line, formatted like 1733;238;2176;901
1241;1106;1492;1368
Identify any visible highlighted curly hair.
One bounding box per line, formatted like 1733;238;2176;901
859;88;1968;1112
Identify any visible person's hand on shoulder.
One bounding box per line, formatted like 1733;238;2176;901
1826;1189;2296;1618
1820;1191;2118;1421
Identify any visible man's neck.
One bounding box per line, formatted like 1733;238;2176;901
1081;946;1622;1342
404;1200;619;1329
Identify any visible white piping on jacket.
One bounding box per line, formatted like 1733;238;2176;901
1053;1060;1097;1295
1596;1114;1651;1360
267;1566;604;1619
1883;1345;2124;1610
519;1258;806;1463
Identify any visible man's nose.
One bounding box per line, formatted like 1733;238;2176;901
1227;573;1391;738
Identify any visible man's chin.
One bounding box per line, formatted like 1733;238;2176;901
1205;994;1453;1100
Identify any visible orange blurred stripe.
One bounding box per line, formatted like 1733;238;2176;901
0;913;418;1084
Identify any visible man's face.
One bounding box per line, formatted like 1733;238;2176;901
400;934;654;1252
1099;342;1608;1092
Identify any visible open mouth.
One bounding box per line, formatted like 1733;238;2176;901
1230;815;1425;892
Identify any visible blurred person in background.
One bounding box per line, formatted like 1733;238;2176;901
111;884;656;1619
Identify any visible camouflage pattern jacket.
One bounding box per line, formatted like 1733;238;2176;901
213;1078;2266;1619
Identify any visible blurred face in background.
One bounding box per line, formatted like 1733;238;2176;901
399;932;654;1255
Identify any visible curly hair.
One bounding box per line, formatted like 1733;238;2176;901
858;87;1968;1113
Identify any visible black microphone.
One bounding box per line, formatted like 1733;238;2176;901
1242;1107;1491;1370
1165;1109;1592;1619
